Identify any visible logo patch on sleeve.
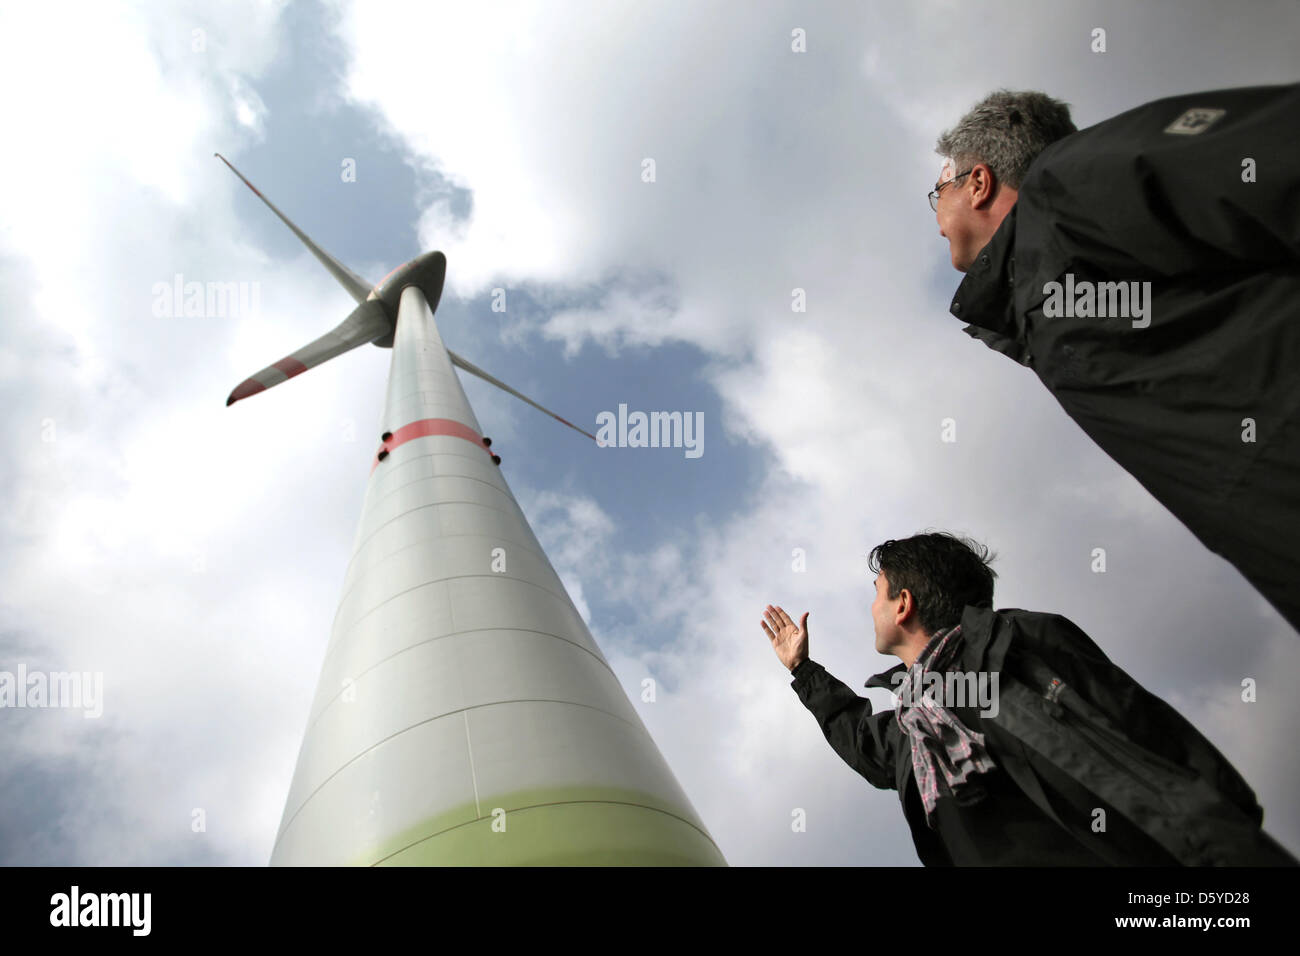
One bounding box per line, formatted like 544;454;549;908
1163;107;1226;135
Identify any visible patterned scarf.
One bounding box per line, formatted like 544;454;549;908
894;624;997;826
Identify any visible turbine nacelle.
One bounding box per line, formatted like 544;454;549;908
217;154;596;441
365;251;447;349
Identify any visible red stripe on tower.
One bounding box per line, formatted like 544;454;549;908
371;418;493;472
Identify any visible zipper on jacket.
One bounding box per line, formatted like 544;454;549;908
1048;682;1198;789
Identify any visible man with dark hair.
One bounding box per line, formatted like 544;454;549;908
931;85;1300;633
761;531;1296;866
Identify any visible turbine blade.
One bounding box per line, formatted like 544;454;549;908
227;300;391;405
215;152;372;304
447;349;598;443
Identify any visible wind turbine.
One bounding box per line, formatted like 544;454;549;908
218;154;725;866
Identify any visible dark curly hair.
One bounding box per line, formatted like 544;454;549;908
868;531;997;634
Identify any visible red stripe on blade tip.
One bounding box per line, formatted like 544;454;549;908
272;357;309;378
227;379;267;405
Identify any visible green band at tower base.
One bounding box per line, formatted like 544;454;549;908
354;786;727;866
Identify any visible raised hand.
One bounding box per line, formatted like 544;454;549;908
762;604;809;673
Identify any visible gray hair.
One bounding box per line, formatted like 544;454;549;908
935;90;1077;190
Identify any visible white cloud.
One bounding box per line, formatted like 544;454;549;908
0;0;358;864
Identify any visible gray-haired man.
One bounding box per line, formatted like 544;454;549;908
930;84;1300;635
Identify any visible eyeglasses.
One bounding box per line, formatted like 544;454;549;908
928;169;972;211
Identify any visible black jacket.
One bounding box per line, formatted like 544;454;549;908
949;82;1300;633
791;605;1297;866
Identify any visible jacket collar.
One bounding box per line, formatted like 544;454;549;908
864;662;907;691
947;203;1019;341
863;605;1006;689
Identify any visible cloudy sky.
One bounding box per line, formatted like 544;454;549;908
1;0;1297;866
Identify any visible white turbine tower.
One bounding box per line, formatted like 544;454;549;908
218;154;725;866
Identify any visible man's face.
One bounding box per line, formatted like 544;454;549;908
934;158;979;272
871;572;904;655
